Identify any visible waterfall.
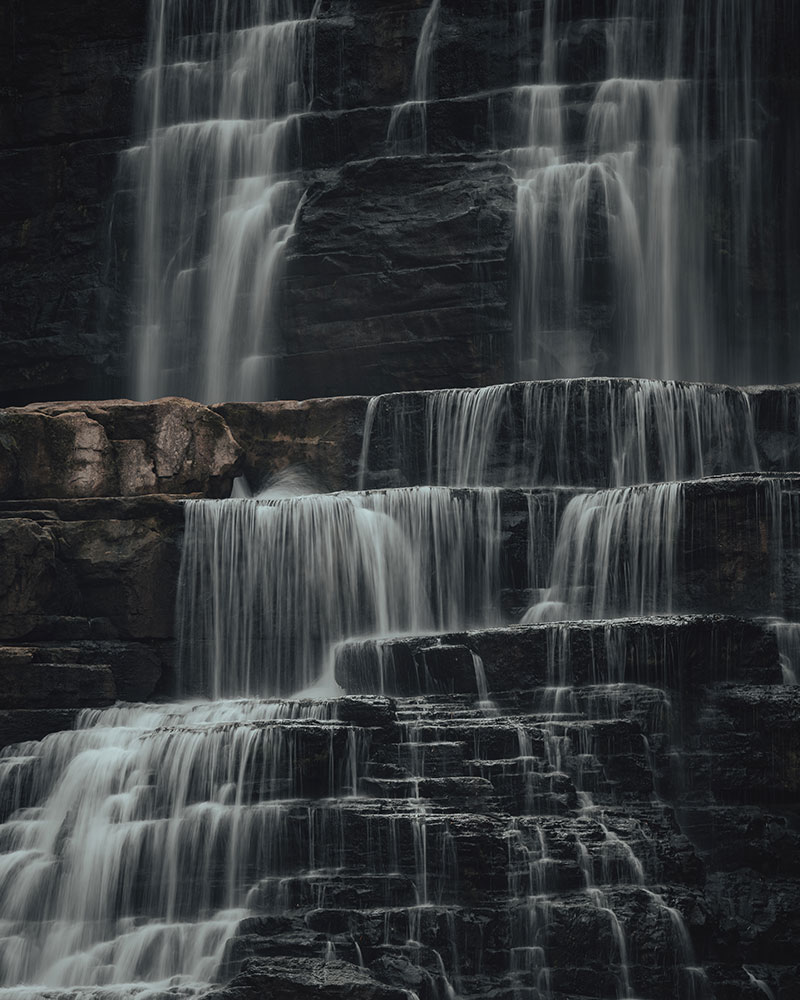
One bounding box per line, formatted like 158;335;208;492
523;482;682;622
358;379;760;489
0;699;357;993
176;487;501;697
128;0;316;403
3;2;797;998
511;0;768;383
386;0;441;155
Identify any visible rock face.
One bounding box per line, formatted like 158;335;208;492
1;1;799;402
278;155;515;397
334;616;781;697
0;496;183;642
0;495;180;743
0;0;148;404
0;398;242;499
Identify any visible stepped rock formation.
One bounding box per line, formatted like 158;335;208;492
1;2;800;1000
1;0;800;402
1;387;799;1000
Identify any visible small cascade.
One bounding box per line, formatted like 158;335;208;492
0;698;364;994
128;0;317;402
524;482;681;622
505;822;555;999
386;0;441;155
358;379;761;489
769;621;800;686
177;487;501;697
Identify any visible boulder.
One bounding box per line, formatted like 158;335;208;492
0;398;242;499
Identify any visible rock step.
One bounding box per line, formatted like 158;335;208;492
219;878;800;1000
5;673;794;997
0;398;240;501
356;381;800;490
336;615;781;697
214;382;800;495
246;874;421;912
0;641;165;712
142;87;597;170
311;1;765;113
6;478;800;697
218;890;717;999
2;384;800;501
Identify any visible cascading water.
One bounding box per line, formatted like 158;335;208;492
0;698;361;996
386;0;440;155
522;482;682;623
511;0;773;383
176;487;502;697
358;379;761;489
128;0;317;403
3;2;798;999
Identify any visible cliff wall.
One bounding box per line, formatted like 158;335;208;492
1;1;798;403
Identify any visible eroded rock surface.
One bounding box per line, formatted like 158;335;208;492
0;398;242;499
278;155;515;398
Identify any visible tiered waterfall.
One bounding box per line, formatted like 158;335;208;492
1;3;798;1000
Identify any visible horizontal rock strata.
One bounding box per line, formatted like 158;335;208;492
2;2;799;401
3;384;800;499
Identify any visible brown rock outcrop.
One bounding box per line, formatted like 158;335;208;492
0;495;183;643
0;398;242;500
0;517;62;640
214;396;369;492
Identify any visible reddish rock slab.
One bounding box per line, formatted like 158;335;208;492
0;397;242;500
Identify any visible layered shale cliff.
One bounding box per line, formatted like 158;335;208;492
1;1;800;403
1;3;800;999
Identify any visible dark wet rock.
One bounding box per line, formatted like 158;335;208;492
0;650;116;710
0;0;148;404
369;953;438;1000
335;616;781;697
749;384;800;472
705;962;798;1000
678;685;800;805
0;640;164;708
705;872;800;964
679;806;800;878
0;708;79;750
278;155;516;398
335;696;398;730
0;496;183;642
207;956;411;1000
